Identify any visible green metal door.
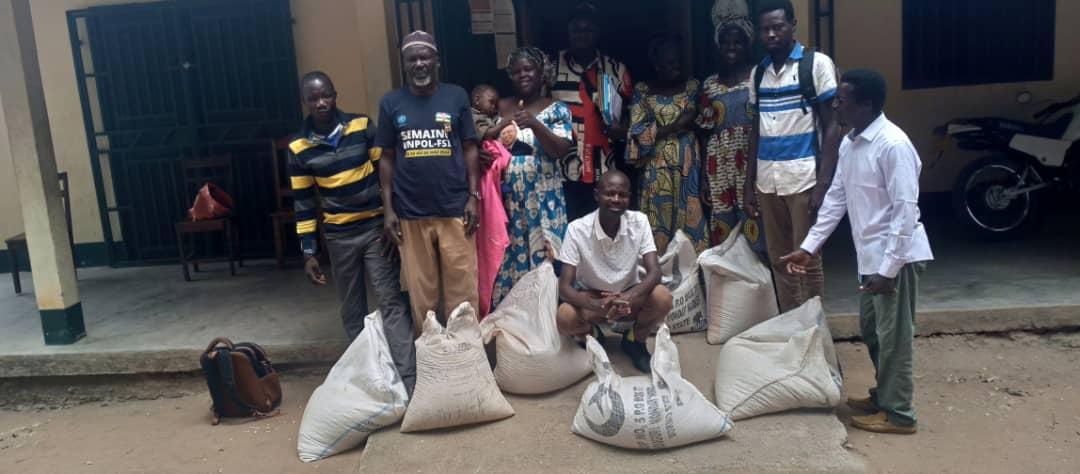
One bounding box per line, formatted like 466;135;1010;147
68;0;299;264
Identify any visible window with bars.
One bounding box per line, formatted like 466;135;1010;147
902;0;1055;89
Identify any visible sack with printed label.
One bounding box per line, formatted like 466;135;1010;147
297;311;408;462
400;302;515;432
571;324;733;449
713;297;843;420
480;262;592;394
644;230;707;334
698;225;779;344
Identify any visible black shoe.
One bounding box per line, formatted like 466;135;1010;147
621;331;651;373
575;325;604;349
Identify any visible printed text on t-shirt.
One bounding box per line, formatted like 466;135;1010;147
401;129;453;158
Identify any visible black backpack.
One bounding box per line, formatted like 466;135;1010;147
753;47;819;114
200;338;282;424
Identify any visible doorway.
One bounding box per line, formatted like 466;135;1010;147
521;0;677;84
68;0;300;264
392;0;770;94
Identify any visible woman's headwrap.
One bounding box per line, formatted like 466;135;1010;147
711;0;753;47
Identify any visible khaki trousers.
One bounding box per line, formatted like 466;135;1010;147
759;189;825;312
860;262;925;427
398;217;479;333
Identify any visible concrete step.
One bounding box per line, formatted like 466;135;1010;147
2;303;1077;378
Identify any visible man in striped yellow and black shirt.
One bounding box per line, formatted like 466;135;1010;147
288;71;414;394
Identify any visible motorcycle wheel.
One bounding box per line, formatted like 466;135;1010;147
952;155;1042;241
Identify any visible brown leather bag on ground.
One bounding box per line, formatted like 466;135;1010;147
200;338;282;425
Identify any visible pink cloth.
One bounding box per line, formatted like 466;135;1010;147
477;139;511;317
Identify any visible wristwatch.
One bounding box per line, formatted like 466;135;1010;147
470;191;482;201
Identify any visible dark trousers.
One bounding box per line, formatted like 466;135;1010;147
564;181;598;222
325;221;416;389
614;153;640;210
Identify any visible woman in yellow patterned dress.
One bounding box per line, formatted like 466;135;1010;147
626;34;708;254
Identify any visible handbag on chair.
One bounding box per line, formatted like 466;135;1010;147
188;183;234;221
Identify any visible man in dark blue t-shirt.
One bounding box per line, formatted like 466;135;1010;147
376;31;481;328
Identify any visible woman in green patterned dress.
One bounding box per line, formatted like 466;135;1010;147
626;34;708;254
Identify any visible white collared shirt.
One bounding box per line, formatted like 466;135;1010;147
801;114;934;278
558;210;657;292
748;42;838;196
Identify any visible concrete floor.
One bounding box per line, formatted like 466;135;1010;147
0;260;348;376
1;213;1078;377
822;215;1080;313
1;259;344;350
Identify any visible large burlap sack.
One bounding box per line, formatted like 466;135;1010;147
698;226;779;344
650;230;707;334
571;325;733;449
480;262;592;394
400;302;515;432
297;312;407;462
713;297;843;420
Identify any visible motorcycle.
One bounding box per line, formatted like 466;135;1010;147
937;93;1080;239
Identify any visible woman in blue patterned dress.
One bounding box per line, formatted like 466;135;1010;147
491;47;574;307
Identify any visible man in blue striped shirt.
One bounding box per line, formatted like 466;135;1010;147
743;0;842;312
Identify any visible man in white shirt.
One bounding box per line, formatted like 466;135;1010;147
783;69;933;435
557;171;672;373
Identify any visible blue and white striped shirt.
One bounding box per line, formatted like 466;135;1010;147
749;42;837;196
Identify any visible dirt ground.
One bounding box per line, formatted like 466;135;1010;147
2;331;1079;473
838;331;1080;474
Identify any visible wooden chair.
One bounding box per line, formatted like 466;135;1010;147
175;156;240;281
5;172;75;294
269;138;329;267
269;138;296;268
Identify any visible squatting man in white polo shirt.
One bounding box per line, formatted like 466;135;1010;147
556;170;673;373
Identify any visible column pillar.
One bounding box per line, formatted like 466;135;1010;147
0;0;85;344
